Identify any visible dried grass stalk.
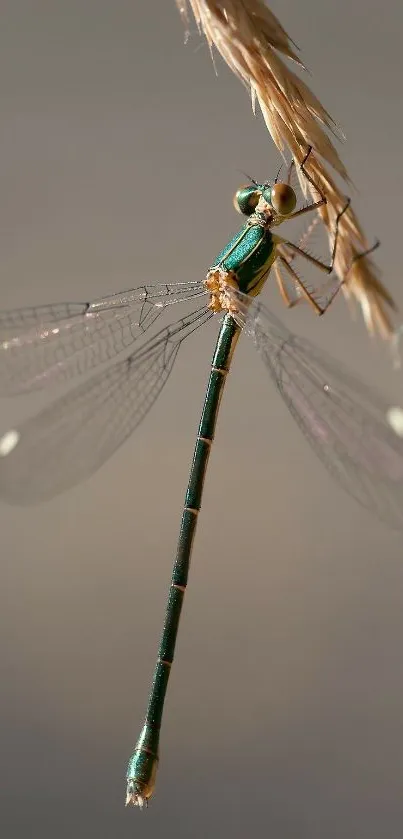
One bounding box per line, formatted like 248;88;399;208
176;0;396;338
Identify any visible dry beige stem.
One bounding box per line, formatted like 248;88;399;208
176;0;396;338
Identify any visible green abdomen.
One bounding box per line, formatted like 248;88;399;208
211;223;275;296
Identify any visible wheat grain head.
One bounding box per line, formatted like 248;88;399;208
176;0;396;338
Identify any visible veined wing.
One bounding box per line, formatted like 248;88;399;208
229;286;403;530
0;306;212;504
0;281;205;396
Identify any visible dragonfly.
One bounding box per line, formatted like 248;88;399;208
0;148;402;809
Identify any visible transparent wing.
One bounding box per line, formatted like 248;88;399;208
0;306;212;504
229;287;403;530
0;281;206;396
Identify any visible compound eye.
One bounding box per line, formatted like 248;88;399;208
233;185;260;216
270;183;296;216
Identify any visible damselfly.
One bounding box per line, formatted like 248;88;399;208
0;149;401;808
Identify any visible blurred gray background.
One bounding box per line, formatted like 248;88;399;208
1;1;403;836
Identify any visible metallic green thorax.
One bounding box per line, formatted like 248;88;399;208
126;315;240;807
211;221;275;296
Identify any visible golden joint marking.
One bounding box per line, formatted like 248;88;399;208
211;365;228;375
184;506;199;516
158;658;173;668
171;583;186;592
198;435;213;445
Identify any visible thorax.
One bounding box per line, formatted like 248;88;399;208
205;204;278;312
